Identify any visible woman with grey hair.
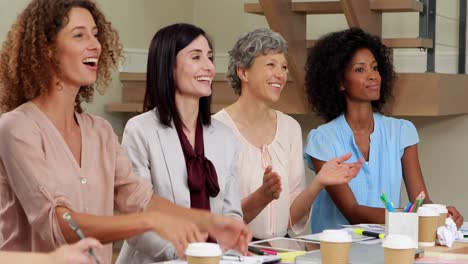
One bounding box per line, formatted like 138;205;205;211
213;28;363;239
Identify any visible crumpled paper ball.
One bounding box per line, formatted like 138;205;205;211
437;217;464;247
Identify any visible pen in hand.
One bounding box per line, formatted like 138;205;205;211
62;212;100;264
248;246;265;255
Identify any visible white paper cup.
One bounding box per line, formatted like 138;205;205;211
422;204;448;227
185;243;221;264
382;234;417;264
417;207;439;247
320;230;352;264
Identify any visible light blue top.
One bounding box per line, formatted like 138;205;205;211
304;113;419;233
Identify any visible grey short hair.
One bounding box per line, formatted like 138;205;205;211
226;28;288;95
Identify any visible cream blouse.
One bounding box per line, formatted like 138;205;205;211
213;109;310;239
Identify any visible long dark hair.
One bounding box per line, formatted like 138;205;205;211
144;23;213;127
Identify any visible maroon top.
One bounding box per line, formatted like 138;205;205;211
175;118;220;211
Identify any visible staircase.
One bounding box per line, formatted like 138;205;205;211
107;0;468;116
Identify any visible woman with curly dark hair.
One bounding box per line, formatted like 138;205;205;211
0;0;250;262
304;27;464;233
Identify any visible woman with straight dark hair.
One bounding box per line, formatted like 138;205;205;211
117;23;246;263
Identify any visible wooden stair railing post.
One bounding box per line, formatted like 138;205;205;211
258;0;309;113
340;0;382;36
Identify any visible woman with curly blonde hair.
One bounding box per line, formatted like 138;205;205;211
0;0;250;262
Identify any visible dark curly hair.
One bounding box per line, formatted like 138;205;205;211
0;0;122;113
305;27;396;122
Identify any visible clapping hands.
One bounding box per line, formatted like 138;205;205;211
316;153;363;187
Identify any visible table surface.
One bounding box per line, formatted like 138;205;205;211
426;242;468;254
155;242;468;263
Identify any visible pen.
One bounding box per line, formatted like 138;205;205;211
62;212;100;264
411;191;425;213
354;228;385;239
411;200;420;213
221;255;244;262
260;248;278;255
380;194;395;212
248;246;265;255
403;202;412;212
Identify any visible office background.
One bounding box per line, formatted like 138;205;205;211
0;0;467;219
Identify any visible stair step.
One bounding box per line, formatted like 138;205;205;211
108;72;468;116
106;103;227;114
106;102;142;113
244;2;343;15
381;38;433;48
244;3;263;15
120;72;227;82
307;37;433;49
370;0;424;13
387;73;468;116
291;2;342;14
245;0;423;16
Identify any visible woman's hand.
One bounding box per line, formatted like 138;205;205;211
48;238;102;264
208;215;252;255
150;212;206;259
315;153;363;187
447;206;464;228
260;165;282;200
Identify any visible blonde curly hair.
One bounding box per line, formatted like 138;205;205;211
0;0;122;113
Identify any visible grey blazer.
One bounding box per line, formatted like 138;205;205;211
116;109;243;264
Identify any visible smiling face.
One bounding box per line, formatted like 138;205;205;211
53;7;101;88
342;48;381;103
239;52;288;103
174;35;215;99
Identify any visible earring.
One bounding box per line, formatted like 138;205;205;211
56;81;64;91
340;86;345;91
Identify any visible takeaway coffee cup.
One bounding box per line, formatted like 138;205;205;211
185;243;222;264
418;206;439;247
383;234;417;264
320;229;352;264
422;204;448;227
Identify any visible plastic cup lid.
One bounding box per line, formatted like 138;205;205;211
422;204;448;214
417;206;439;217
320;229;352;243
382;234;417;249
185;243;222;257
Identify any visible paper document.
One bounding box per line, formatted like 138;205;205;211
341;223;386;233
460;221;468;232
298;227;376;242
155;255;281;264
